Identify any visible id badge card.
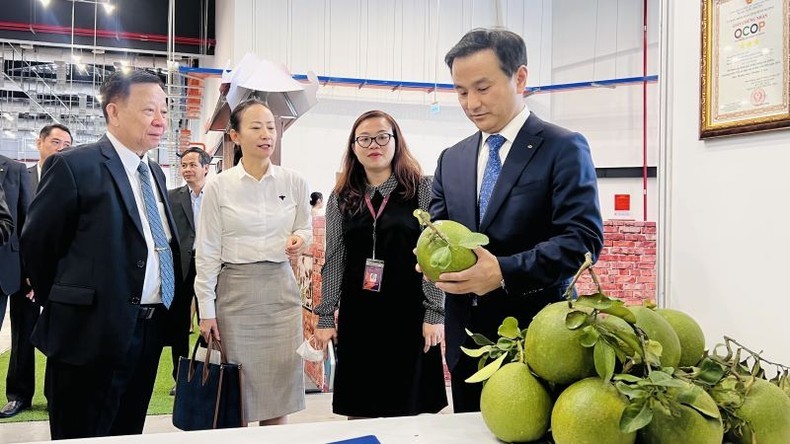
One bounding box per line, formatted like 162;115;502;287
362;258;385;292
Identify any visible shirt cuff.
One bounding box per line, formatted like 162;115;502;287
423;308;444;325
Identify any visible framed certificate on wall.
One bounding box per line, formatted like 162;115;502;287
700;0;790;138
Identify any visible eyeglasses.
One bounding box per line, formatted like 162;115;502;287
354;133;393;148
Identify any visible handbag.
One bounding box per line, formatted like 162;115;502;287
172;336;245;430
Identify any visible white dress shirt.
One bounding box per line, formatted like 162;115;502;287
194;161;313;319
106;131;173;305
476;104;531;199
190;187;203;233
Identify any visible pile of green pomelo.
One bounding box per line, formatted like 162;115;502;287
413;212;790;443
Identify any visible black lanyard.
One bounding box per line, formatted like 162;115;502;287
364;193;390;259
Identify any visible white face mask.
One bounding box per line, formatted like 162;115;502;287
296;337;324;362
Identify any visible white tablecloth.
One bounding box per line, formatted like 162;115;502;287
28;413;499;444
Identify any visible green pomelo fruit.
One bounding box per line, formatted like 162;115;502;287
731;378;790;444
415;220;478;281
479;362;553;443
551;377;636;444
629;306;681;368
640;384;723;444
656;308;705;367
524;302;595;385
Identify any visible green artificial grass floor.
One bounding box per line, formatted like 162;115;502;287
0;331;199;423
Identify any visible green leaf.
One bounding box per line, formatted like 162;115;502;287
599;305;637;324
646;371;686;388
615;381;649;399
676;384;721;419
565;310;589;330
496;337;514;351
458;232;490;249
465;353;508;383
579;325;600;348
696;358;727;385
575;293;614;310
594;340;616;382
597;321;641;357
429;246;452;270
614;374;643;383
644;339;664;367
620;398;654;433
460;345;492;358
465;329;494;346
497;316;520;339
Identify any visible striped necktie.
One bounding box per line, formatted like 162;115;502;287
137;161;175;308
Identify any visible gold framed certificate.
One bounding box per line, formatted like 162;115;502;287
700;0;790;138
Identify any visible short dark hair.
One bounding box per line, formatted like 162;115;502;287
99;69;165;122
39;123;72;141
444;28;527;77
310;192;323;206
179;146;211;166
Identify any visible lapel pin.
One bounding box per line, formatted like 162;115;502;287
527;145;533;149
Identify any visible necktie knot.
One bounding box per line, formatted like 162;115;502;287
137;160;150;175
487;134;506;155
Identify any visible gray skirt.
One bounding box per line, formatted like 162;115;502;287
216;261;305;423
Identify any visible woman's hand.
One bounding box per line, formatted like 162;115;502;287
199;318;221;342
285;235;306;258
314;327;337;351
423;323;444;353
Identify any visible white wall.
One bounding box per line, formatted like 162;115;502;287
202;0;659;220
660;2;790;366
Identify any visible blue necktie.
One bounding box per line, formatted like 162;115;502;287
479;134;506;221
137;161;175;308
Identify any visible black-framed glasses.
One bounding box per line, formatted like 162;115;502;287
354;133;393;148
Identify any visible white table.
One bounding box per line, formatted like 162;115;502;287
27;413;499;443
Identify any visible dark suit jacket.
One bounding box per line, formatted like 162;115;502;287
20;136;187;366
28;164;39;190
167;185;196;281
0;155;33;296
0;185;13;245
430;112;604;369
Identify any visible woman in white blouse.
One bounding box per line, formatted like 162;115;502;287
194;98;312;426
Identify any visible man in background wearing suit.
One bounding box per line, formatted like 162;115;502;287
21;69;187;438
429;28;604;412
28;124;73;189
0;185;13;245
0;124;72;419
166;146;209;395
0;155;33;334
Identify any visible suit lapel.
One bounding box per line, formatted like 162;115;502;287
28;165;39;190
0;157;7;185
480;113;545;232
459;135;482;231
179;187;195;231
101;138;145;239
150;161;177;236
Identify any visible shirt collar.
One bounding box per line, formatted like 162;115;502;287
480;103;531;145
366;174;397;198
106;131;148;175
234;160;279;182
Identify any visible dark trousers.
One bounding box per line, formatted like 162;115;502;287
46;307;165;439
170;309;190;381
449;353;483;413
171;261;196;381
5;291;40;403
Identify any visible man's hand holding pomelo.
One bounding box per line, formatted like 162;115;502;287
433;246;503;295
